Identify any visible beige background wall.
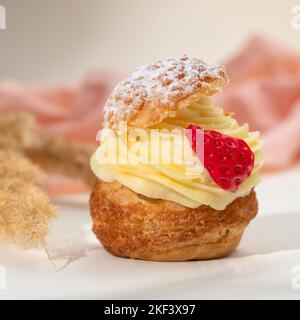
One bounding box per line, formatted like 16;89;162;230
0;0;298;84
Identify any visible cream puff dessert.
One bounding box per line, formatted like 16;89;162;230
90;55;262;261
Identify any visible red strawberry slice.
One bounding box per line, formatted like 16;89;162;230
185;124;255;192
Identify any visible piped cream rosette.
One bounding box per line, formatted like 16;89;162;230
91;98;262;210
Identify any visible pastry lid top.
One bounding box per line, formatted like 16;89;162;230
104;55;229;129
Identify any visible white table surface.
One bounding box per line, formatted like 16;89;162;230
1;167;300;300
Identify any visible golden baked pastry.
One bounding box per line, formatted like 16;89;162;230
104;55;228;130
90;55;262;261
90;181;257;261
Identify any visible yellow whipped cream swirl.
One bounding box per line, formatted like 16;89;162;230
91;98;262;210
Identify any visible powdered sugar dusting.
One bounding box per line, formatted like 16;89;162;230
104;55;227;128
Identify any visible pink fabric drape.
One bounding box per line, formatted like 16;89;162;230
1;35;300;182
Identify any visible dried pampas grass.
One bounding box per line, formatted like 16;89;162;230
0;150;57;247
0;112;96;248
0;113;40;151
0;112;96;187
